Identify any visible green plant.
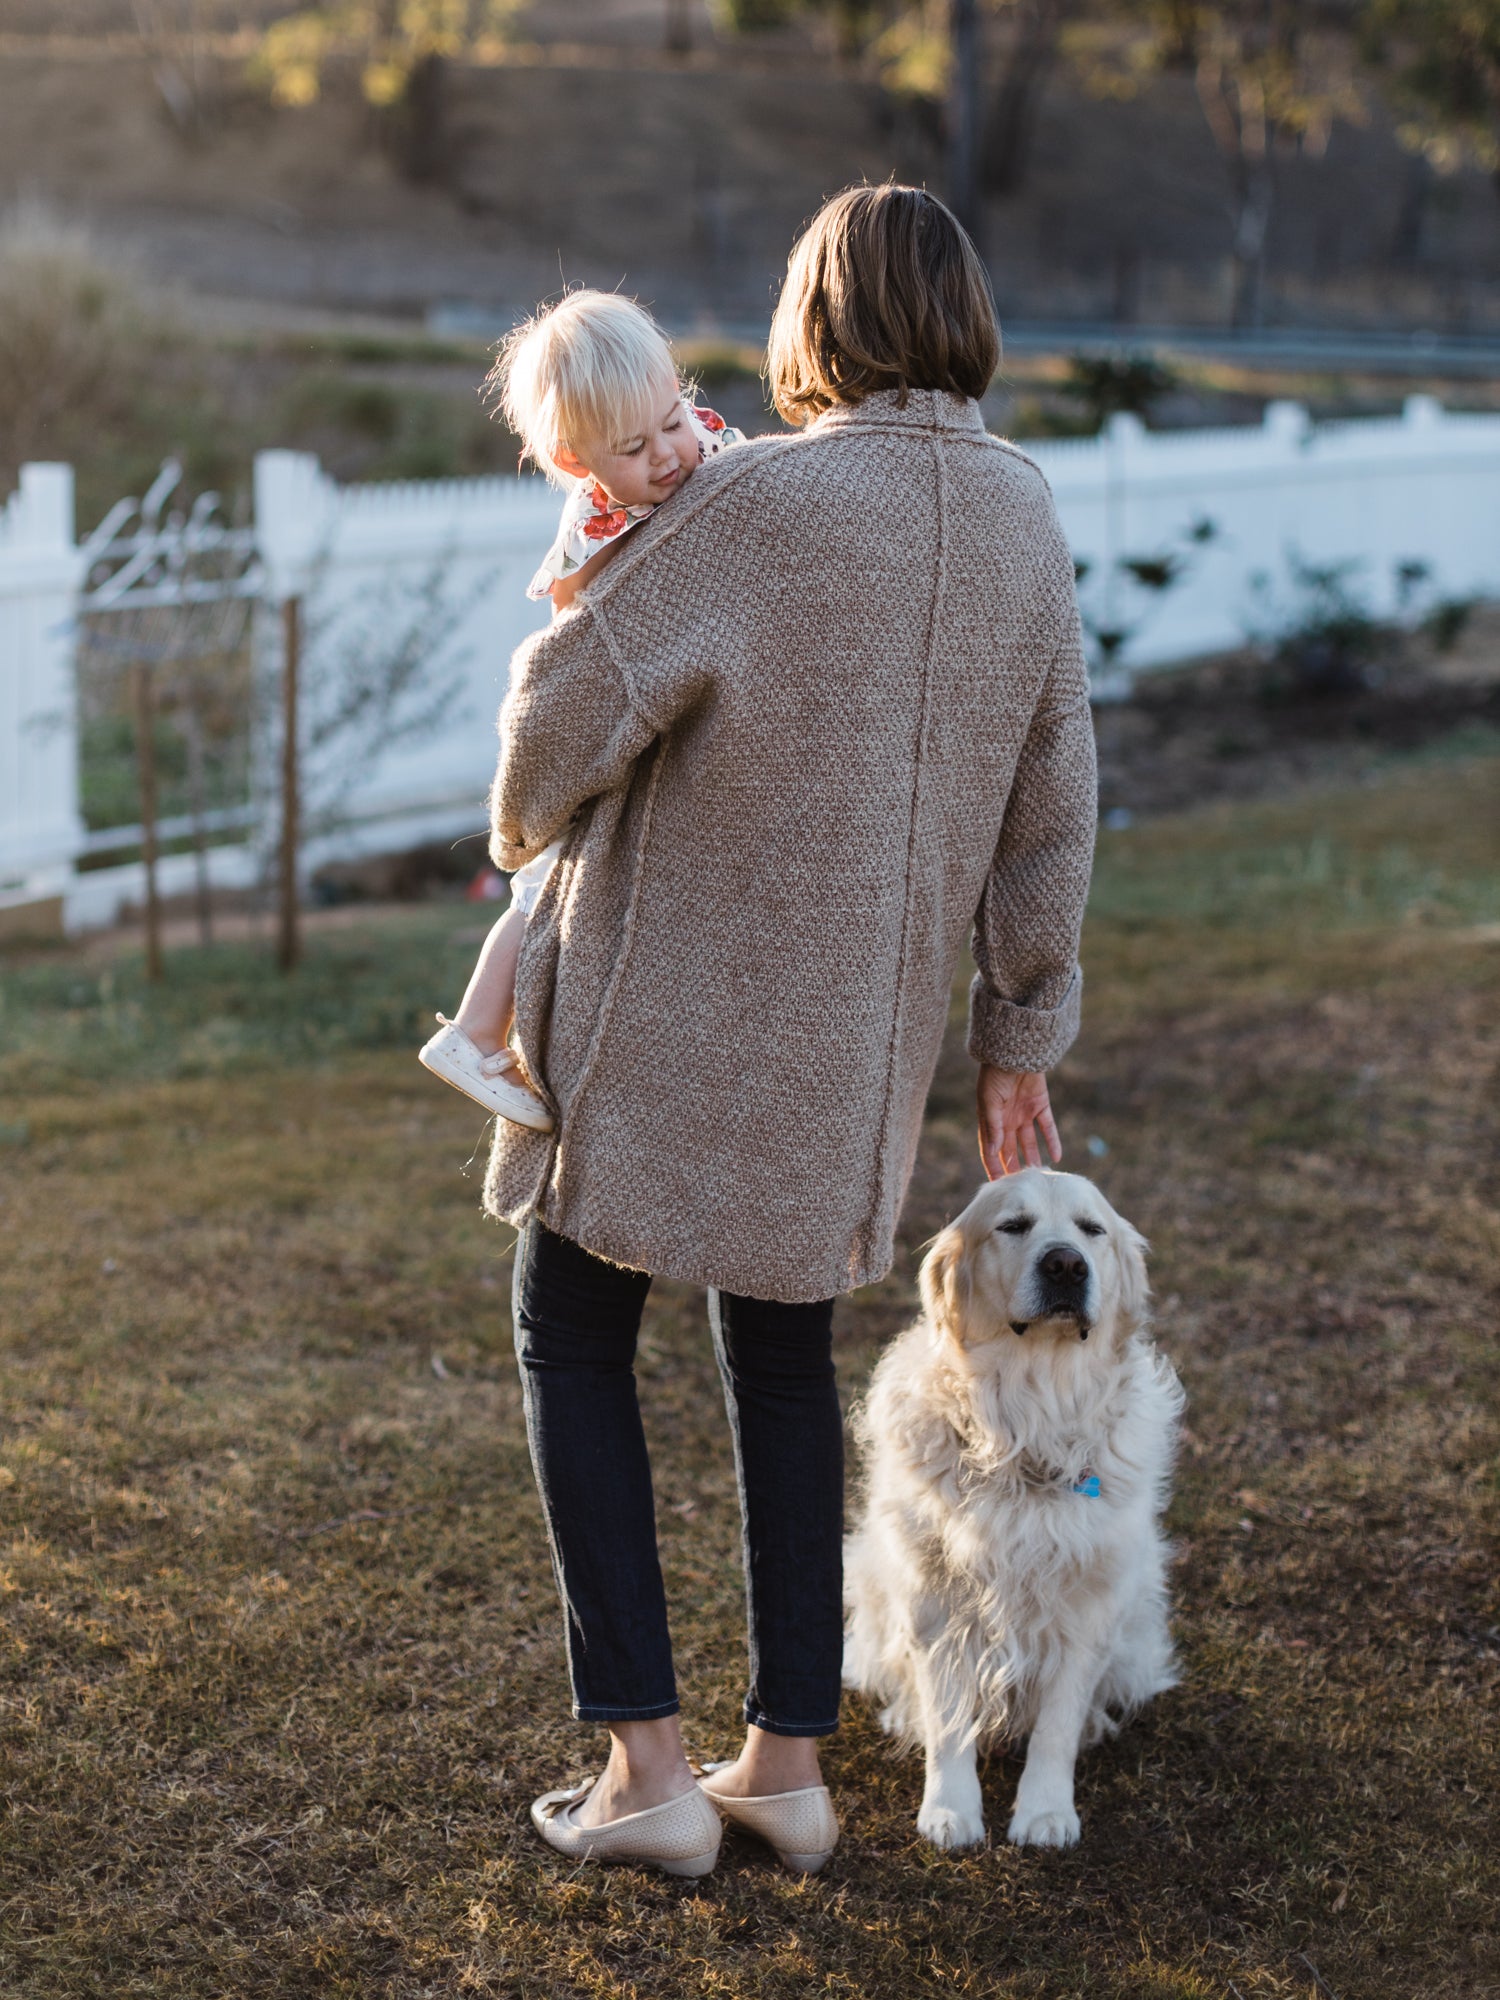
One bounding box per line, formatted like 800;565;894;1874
1362;0;1500;178
1012;396;1098;439
1060;351;1178;430
1424;595;1477;652
1119;552;1185;592
336;380;403;443
1248;555;1390;696
248;0;520;109
1393;557;1433;608
273;375;495;483
1073;516;1218;685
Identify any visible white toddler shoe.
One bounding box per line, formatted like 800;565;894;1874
417;1016;555;1131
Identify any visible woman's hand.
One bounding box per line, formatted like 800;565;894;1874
977;1066;1062;1180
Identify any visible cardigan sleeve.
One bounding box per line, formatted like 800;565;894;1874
967;598;1097;1073
488;603;663;871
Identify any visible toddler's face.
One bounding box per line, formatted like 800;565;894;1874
562;379;700;509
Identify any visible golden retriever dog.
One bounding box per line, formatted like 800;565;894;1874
843;1169;1184;1850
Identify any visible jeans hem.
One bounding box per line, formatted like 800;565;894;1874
573;1698;681;1723
744;1705;840;1738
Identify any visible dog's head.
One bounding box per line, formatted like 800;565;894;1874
920;1169;1148;1354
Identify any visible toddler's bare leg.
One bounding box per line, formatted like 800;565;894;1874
451;905;525;1056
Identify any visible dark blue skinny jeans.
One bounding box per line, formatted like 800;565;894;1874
511;1219;844;1736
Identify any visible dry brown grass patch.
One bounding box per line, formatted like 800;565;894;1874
1;748;1496;1997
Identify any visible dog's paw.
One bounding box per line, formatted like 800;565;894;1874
917;1802;987;1851
1007;1802;1081;1849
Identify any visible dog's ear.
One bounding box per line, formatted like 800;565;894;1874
920;1224;971;1346
1113;1218;1152;1332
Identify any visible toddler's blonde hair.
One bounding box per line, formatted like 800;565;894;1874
488;290;680;484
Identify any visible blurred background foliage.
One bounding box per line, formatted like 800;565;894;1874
3;0;1499;528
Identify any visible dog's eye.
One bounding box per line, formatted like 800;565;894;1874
1077;1219;1106;1238
996;1216;1034;1236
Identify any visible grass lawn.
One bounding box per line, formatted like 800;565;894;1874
1;747;1496;1999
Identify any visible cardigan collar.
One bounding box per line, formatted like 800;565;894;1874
810;387;987;437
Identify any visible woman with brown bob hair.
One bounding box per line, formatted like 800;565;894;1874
767;182;1001;420
484;184;1097;1873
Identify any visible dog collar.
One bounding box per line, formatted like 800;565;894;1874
1073;1471;1101;1497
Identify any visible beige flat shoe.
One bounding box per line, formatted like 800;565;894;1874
698;1762;840;1874
530;1777;722;1878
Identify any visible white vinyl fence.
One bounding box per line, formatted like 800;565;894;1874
3;395;1498;934
252;447;553;869
1044;396;1500;672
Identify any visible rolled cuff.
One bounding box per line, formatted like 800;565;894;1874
491;831;547;872
573;1697;681;1724
743;1702;841;1738
967;964;1083;1074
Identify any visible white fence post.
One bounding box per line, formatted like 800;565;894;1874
253;450;334;605
251;450;335;894
0;464;86;916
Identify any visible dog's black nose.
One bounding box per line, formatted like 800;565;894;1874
1039;1245;1088;1287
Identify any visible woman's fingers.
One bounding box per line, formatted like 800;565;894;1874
976;1066;1009;1180
1041;1114;1062;1162
979;1066;1057;1178
1001;1096;1028;1172
978;1068;1062;1178
1035;1090;1062;1164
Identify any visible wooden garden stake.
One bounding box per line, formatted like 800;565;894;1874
277;595;301;973
132;660;164;982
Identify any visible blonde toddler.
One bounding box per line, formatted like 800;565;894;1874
418;291;743;1127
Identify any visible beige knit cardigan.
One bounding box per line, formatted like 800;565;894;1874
483;387;1097;1303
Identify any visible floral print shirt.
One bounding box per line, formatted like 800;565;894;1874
526;403;745;601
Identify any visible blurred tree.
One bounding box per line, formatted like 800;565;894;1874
866;0;952;94
983;0;1075;197
821;0;892;58
1362;0;1500;191
717;0;802;24
1062;2;1362;327
248;0;517;123
1060;349;1178;424
812;0;1076;208
402;48;452;182
743;0;944;97
952;0;982;233
807;0;976;224
130;0;239;138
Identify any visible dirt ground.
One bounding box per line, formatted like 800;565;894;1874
1;723;1497;1997
1093;611;1500;821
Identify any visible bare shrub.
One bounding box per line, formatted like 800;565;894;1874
0;201;169;488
